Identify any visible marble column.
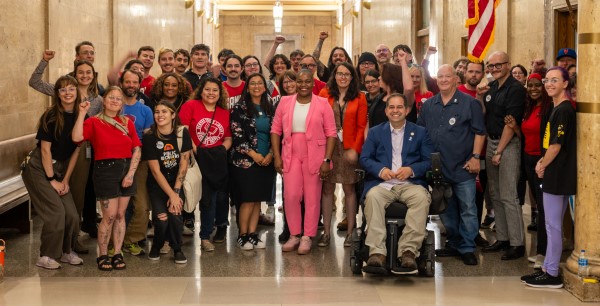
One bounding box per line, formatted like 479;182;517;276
562;0;600;301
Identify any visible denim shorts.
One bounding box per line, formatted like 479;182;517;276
93;158;136;200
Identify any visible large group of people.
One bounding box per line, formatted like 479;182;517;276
22;35;578;289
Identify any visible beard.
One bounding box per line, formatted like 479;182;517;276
124;87;138;97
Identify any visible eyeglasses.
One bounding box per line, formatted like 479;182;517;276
486;62;508;70
364;79;379;85
542;78;564;84
300;63;317;69
282;80;295;85
249;82;265;87
80;51;95;56
376;48;390;54
360;61;375;67
335;72;352;79
106;95;123;101
244;63;259;68
58;87;77;94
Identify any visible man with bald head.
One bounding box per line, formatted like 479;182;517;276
417;64;486;265
375;44;392;70
478;51;526;260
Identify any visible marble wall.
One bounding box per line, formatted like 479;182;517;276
0;0;213;142
217;14;337;65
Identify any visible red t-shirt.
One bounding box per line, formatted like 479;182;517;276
223;81;245;110
270;86;280;105
414;90;434;115
83;116;141;160
179;100;232;148
521;105;542;156
458;85;477;98
140;75;156;95
313;78;326;95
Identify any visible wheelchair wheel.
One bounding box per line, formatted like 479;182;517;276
350;256;363;275
424;260;434;277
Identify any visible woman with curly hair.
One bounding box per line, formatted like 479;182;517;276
178;77;232;251
22;75;84;269
150;72;192;112
268;54;291;84
318;62;367;247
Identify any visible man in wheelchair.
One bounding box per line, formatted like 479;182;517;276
359;93;434;275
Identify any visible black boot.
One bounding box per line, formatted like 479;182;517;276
527;208;538;231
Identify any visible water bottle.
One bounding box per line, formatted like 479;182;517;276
578;250;589;278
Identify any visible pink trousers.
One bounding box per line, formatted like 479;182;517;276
283;133;323;237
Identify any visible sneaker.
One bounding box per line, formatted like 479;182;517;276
174;250;187;264
343;234;352;247
528;255;537;263
282;235;301;252
60;252;83;265
108;246;116;257
265;206;276;224
123;243;145;256
148;248;160;261
237;235;254;250
297;236;312;255
213;226;227;243
248;232;266;249
480;215;495;229
201;239;215;252
520;270;545;283
317;233;330;247
525;272;564;289
160;242;171;254
36;256;61;270
183;219;195;236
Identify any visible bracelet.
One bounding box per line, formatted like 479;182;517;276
45;173;56;181
173;188;181;194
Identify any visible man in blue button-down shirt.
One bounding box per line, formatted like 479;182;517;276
417;64;486;265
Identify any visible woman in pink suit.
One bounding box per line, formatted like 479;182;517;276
271;70;337;255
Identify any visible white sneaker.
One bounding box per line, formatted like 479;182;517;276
36;256;62;269
60;252;84;265
237;235;254;250
160;242;171;254
528;255;537;263
265;206;276;223
248;232;266;249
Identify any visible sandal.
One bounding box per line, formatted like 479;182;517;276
96;255;112;271
111;253;126;270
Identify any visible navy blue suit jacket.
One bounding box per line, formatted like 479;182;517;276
359;121;434;198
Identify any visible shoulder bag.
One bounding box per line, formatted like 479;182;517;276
176;126;202;213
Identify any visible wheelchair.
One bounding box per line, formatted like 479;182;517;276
350;152;449;277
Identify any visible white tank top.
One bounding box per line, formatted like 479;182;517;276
292;101;311;133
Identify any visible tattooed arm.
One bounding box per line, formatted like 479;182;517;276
122;146;141;188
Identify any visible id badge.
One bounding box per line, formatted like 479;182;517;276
337;129;343;142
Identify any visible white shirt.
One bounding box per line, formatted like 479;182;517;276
292;101;310;133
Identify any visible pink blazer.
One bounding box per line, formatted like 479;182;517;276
271;94;337;174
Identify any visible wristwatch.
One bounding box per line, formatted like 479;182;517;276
493;150;502;156
323;158;331;163
472;153;481;159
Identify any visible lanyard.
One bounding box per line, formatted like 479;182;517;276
336;98;348;128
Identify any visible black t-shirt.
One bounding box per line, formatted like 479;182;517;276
484;75;526;137
142;127;193;188
36;111;78;161
541;100;576;195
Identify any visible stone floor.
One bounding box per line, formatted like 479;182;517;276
0;185;594;305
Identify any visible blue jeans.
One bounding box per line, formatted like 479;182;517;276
440;179;478;254
200;181;219;240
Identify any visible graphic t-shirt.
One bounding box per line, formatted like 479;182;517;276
142;127;193;188
542;100;576;195
414;90;434;116
224;81;245;110
36;111;78;161
140;75;156;95
123;101;154;141
178;100;232;148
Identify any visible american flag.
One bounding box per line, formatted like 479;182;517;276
465;0;501;62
